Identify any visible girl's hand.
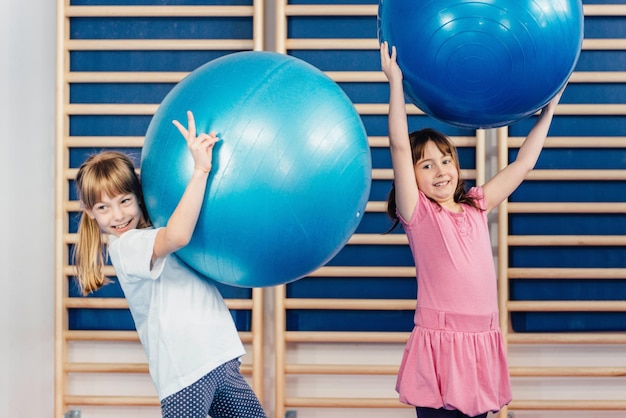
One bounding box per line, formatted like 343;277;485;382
172;111;219;174
542;84;566;115
380;41;403;84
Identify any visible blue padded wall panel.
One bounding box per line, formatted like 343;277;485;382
327;245;415;267
368;180;392;203
339;82;389;104
562;83;626;104
286;310;415;332
510;247;626;268
70;83;175;104
69;308;252;331
69;309;138;331
70;51;239;72
72;0;253;5
370;146;391;167
511;181;626;203
531;148;626;170
288;16;376;38
512;279;626;301
512;312;626;332
288;0;377;4
287;276;416;300
354;212;398;234
289;50;382;72
584;16;626;38
70;116;153;136
576;51;626;71
70;17;252;39
510;213;626;235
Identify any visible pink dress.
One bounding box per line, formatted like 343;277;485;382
396;187;512;416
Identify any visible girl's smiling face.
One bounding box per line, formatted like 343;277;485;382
414;140;460;209
87;192;143;237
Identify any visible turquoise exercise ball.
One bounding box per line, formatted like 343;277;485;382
141;51;371;288
378;0;583;128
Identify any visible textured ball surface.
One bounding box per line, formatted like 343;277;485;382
141;51;371;288
378;0;583;128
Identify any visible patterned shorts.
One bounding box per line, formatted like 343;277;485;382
160;359;266;418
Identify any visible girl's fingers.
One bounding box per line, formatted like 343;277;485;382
172;119;188;138
193;133;214;146
190;134;219;155
186;110;196;139
173;112;218;149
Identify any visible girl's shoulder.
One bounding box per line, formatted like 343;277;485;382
467;185;484;199
109;227;158;248
466;186;486;210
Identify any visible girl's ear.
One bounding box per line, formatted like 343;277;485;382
81;202;96;219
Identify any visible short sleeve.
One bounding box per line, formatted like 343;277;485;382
108;228;166;282
397;190;429;229
467;186;486;210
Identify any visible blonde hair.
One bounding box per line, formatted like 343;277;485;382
74;151;149;295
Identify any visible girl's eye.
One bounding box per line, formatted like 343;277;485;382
422;163;432;170
95;205;107;211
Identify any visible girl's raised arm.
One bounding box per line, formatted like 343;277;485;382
381;42;419;221
152;111;219;260
482;86;565;212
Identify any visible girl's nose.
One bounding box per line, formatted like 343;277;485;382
111;205;124;220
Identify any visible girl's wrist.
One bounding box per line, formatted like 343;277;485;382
194;166;211;174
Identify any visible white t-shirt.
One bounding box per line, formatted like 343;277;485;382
108;227;246;400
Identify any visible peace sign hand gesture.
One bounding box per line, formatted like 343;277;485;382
173;111;219;174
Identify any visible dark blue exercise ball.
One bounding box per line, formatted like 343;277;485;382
141;51;371;288
378;0;583;128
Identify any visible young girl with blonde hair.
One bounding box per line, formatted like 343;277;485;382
74;111;266;418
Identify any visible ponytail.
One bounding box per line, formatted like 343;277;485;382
74;212;111;295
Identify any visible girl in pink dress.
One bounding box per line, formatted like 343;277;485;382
380;42;565;418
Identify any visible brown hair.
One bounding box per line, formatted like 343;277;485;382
386;128;481;232
73;151;150;295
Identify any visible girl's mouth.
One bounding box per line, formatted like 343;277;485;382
114;220;131;230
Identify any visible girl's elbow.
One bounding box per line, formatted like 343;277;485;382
176;235;193;249
522;161;538;174
166;233;192;252
514;158;537;174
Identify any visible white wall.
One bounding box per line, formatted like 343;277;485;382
0;0;56;417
